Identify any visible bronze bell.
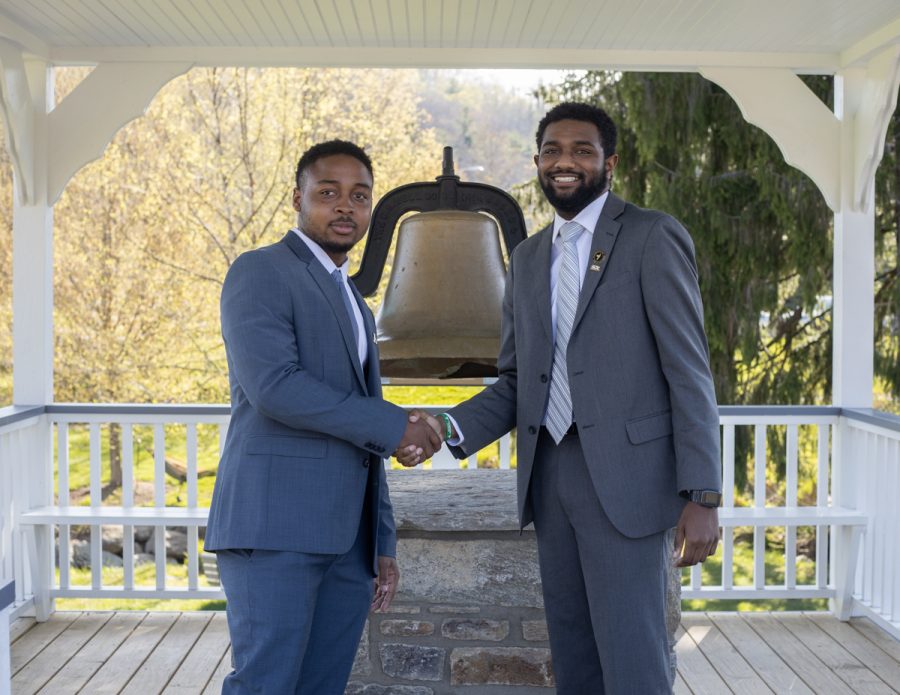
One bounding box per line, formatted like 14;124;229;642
352;148;527;379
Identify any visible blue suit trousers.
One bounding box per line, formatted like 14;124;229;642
217;511;374;694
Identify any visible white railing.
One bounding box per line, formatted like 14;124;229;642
3;403;899;636
0;406;50;619
683;407;844;600
841;409;900;637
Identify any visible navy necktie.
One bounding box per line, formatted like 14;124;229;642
332;269;360;355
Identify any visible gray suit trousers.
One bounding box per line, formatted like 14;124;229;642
531;429;673;694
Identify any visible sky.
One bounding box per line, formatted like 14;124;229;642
459;68;583;96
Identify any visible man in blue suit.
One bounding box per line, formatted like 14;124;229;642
205;140;441;694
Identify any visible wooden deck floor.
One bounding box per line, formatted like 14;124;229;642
8;611;900;694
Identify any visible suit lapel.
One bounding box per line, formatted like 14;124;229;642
348;279;376;395
572;193;624;333
528;225;554;344
283;232;368;392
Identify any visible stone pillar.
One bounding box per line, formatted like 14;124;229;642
349;470;681;693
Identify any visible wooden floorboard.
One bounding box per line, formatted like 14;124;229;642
79;612;179;694
740;612;856;695
773;613;896;694
12;613;112;695
7;611;900;694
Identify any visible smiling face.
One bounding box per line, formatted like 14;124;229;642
292;153;373;266
534;119;619;220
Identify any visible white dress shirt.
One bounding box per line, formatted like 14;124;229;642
447;191;610;445
548;191;609;342
292;228;368;367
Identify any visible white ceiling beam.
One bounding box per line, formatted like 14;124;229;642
841;15;900;68
700;67;840;212
0;12;49;59
47;46;840;73
47;61;191;204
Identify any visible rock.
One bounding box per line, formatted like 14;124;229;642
145;528;189;560
441;619;508;641
134;526;154;543
380;644;445;681
450;647;554;687
135;553;155;565
101;526;124;555
396;538;542;608
71;540;90;569
522;620;549;641
345;684;433;695
102;551;123;567
380;620;434;637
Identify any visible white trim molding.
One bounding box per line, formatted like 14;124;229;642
48;61;192;205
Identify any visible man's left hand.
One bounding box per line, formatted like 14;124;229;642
371;556;400;612
674;503;720;567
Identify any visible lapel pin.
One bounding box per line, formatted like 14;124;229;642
589;250;605;272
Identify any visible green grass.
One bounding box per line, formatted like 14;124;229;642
681;528;828;612
56;562;225;612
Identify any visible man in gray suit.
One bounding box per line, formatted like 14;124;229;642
416;103;722;693
205;140;440;694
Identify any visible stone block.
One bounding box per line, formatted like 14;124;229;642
380;644;445;682
427;605;480;614
397;538;542;607
383;604;421;614
522;620;549;642
345;684;433;695
450;647;554;687
441;619;509;641
351;620;371;677
380;620;434;637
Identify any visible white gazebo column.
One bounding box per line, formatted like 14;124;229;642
11;59;52;405
702;50;900;619
831;49;900;619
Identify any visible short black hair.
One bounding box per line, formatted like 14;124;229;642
535;102;617;157
295;140;373;189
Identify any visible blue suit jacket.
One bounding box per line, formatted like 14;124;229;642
205;231;408;569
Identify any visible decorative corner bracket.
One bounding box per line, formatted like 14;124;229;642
0;37;35;205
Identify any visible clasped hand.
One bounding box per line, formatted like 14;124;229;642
392;409;443;467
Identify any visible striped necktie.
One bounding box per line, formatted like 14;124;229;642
546;220;584;444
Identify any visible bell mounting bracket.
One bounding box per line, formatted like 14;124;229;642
351;146;528;297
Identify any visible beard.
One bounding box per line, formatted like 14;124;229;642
539;169;608;215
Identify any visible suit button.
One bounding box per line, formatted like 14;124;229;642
540;374;548;383
528;426;537;435
362;458;369;468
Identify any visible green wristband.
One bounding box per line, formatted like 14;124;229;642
437;413;453;441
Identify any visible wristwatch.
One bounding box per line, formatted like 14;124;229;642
683;489;722;508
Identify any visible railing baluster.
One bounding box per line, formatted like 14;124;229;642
187;423;199;591
863;431;876;604
154;424;166;591
722;424;735;590
498;433;511;470
873;435;887;610
816;423;829;590
122;425;134;591
89;424;102;591
891;438;900;623
754;424;766;590
57;424;69;592
786;425;798;589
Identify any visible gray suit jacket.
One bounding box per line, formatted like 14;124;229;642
448;193;721;538
205;231;408;569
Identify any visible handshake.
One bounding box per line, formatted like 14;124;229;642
392;409;452;467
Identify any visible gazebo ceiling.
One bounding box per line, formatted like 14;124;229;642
0;0;898;72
